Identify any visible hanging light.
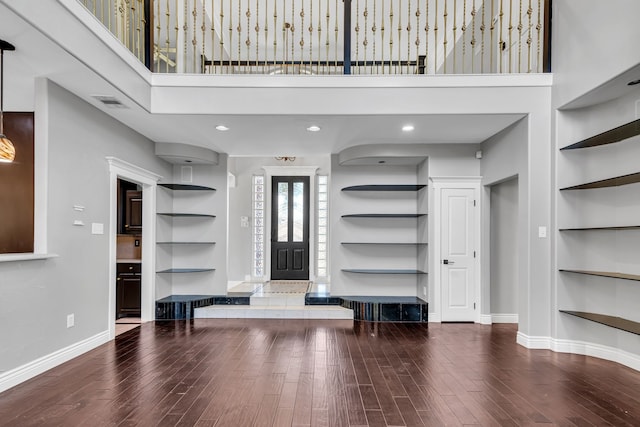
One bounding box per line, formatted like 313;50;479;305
0;39;16;164
275;156;296;162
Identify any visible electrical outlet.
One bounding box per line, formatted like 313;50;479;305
67;314;75;328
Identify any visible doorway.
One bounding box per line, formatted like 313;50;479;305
440;188;478;321
115;179;142;334
107;157;160;340
431;177;481;323
270;176;310;280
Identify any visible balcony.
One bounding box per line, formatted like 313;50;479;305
79;0;550;75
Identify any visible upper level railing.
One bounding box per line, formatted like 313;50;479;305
80;0;550;75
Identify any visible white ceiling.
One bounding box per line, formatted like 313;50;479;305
0;1;526;158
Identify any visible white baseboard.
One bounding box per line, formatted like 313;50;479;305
516;331;551;349
479;314;492;325
226;280;244;290
492;313;518;324
517;332;640;372
431;313;514;325
0;330;110;393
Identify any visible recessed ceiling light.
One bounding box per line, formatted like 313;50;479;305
628;79;640;86
215;125;229;131
306;125;321;132
402;125;415;132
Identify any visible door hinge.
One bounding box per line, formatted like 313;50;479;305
473;251;476;258
474;303;476;310
473;199;476;207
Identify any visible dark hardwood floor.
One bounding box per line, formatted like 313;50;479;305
2;320;640;426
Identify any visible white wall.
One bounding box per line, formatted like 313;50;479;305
0;80;171;381
480;118;534;331
552;0;640;109
227;156;331;283
490;178;519;318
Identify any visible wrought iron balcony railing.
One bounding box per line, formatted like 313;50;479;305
80;0;550;75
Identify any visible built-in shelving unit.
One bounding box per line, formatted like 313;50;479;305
560;118;640;150
157;242;216;245
342;184;427;191
342;213;426;218
560;225;640;231
342;269;427;274
559;117;640;338
157;268;215;274
157;213;216;218
158;183;216;191
340;183;428;277
560;311;640;336
559;269;640;282
560;171;640;191
156;183;217;275
341;242;427;246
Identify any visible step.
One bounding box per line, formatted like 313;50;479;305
194;305;354;319
250;294;306;306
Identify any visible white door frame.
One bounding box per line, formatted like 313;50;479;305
107;157;162;340
430;177;482;323
261;166;319;282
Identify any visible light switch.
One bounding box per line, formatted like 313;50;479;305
240;216;249;228
538;226;547;238
91;223;104;234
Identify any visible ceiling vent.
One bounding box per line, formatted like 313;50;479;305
91;95;128;109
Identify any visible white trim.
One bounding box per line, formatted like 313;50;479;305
516;331;551;349
262;166;320;176
430;177;483;323
0;253;58;263
430;176;484;184
479;314;493;325
151;73;553;89
0;330;110;393
491;313;519;323
107;158;161;340
517;332;640;372
106;157;163;182
33;78;49;254
261;166;319;282
428;312;441;323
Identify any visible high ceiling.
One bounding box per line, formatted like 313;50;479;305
0;1;530;158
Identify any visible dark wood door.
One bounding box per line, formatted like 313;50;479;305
271;176;310;280
125;190;142;233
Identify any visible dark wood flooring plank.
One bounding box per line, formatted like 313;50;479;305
252;394;279;427
2;321;640;427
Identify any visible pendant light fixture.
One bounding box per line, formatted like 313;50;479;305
0;39;16;164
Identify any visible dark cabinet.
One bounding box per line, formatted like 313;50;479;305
116;263;141;318
124;190;142;233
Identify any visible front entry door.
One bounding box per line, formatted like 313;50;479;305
441;188;477;322
271;176;310;280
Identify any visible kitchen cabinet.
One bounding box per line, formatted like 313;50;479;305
116;262;141;318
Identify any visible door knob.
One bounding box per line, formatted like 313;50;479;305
443;259;455;264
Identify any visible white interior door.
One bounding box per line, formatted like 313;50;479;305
441;188;477;322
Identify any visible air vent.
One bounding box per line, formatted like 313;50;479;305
91;95;128;109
